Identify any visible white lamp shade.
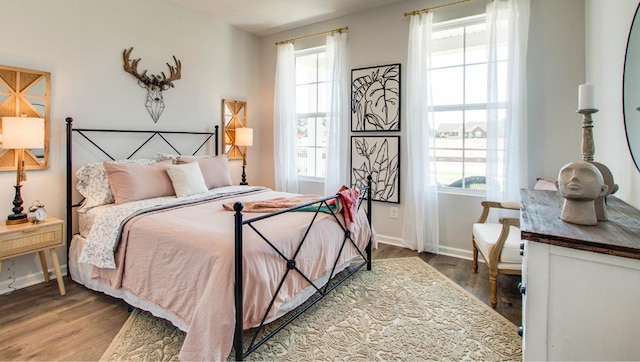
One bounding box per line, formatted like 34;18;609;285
235;127;253;147
2;117;45;149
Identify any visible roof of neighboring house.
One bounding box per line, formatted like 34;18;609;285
437;122;486;133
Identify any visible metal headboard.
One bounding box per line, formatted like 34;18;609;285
65;117;219;259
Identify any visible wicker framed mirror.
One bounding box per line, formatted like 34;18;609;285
222;99;247;160
0;65;50;171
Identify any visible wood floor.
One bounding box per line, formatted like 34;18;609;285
0;244;521;361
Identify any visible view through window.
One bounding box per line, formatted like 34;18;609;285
430;14;505;190
295;47;328;178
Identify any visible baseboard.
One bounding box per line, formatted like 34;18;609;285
375;234;405;248
0;264;68;295
376;234;475;262
437;245;474;261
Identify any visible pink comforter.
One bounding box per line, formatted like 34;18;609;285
93;190;374;361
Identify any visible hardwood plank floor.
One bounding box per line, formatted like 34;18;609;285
0;244;521;361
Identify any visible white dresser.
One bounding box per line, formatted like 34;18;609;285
520;190;640;361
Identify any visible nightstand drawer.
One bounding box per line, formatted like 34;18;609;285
0;222;63;259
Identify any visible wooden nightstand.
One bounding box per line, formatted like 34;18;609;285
0;216;65;295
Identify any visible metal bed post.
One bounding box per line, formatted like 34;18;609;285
66;117;73;276
233;202;244;361
366;174;372;271
214;125;219;156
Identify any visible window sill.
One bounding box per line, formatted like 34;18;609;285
437;186;485;197
298;176;325;183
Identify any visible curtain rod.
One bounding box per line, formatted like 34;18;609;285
404;0;475;17
275;27;348;45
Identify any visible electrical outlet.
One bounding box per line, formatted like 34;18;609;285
390;207;398;219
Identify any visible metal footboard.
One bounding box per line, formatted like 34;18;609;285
233;176;373;360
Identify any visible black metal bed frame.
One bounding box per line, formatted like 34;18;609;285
65;117;373;361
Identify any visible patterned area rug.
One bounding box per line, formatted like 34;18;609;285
100;257;521;361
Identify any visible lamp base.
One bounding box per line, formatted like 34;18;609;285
8;184;27;225
6;213;28;225
240;164;248;186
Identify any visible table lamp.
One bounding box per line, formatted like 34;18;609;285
2;117;44;224
235;127;253;185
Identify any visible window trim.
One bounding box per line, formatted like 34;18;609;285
295;46;328;179
430;13;497;193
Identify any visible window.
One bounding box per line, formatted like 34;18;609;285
295;47;328;179
429;14;506;190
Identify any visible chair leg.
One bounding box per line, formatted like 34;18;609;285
472;240;478;273
489;272;498;308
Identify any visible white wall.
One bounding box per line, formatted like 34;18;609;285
586;0;640;209
257;0;586;258
0;0;259;292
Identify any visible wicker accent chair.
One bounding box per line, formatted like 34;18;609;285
472;200;521;308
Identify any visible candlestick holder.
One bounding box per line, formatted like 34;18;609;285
575;107;618;221
576;108;598;161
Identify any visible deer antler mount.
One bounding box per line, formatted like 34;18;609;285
122;47;182;123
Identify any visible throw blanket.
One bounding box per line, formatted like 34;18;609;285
336;186;359;232
222;186;361;231
222;194;327;213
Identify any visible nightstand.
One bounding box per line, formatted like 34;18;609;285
0;216;65;295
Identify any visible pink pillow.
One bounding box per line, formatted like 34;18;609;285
103;160;175;204
176;154;232;189
534;178;558;191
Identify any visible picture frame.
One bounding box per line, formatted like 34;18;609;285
351;63;401;132
351;135;400;203
221;99;247;160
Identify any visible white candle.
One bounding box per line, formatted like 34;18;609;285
578;83;595;110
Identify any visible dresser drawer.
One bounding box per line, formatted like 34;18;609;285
0;222;63;259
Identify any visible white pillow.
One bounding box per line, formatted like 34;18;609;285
166;162;208;198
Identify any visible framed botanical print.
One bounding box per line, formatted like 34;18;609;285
351;63;401;132
351;135;400;203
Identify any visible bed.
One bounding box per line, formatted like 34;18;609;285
64;118;376;361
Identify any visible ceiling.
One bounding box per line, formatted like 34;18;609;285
169;0;407;36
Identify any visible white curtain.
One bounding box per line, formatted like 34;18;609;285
402;12;439;253
324;32;349;196
273;42;298;193
486;0;530;202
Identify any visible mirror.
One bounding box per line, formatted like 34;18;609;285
0;65;50;171
222;99;247;160
623;2;640;172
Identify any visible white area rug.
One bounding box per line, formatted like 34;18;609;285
101;257;521;361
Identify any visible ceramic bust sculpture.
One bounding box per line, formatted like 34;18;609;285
589;161;618;221
556;161;609;226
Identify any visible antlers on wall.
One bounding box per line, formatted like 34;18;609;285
122;47;182;90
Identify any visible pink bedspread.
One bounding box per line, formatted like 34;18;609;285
92;190;374;361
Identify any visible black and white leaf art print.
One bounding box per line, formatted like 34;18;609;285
351;136;400;203
351;64;401;132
